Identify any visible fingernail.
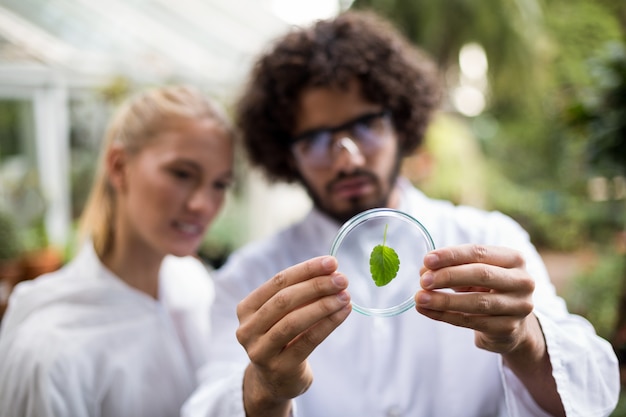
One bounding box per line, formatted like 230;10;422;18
331;272;347;288
337;290;350;303
322;256;336;270
424;253;438;267
421;271;434;288
417;291;431;305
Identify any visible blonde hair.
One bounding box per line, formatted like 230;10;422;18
78;85;232;258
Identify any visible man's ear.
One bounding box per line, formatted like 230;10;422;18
106;143;128;192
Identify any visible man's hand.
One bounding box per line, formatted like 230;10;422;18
236;256;352;417
415;244;565;416
415;244;535;354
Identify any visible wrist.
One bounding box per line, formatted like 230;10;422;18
243;364;292;417
503;313;548;372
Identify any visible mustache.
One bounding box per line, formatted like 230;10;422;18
325;170;378;193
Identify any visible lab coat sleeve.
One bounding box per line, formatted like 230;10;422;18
181;242;300;417
182;362;299;417
537;309;618;417
181;362;247;417
181;247;258;417
500;309;620;417
489;213;620;417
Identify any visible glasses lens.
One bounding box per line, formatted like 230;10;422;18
292;131;332;167
351;112;390;151
291;111;391;168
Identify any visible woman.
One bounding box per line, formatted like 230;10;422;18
0;85;234;417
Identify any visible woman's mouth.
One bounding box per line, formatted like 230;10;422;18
173;220;204;237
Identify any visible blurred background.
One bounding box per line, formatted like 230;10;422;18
0;0;624;411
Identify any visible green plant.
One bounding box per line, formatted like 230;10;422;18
563;248;623;340
369;224;400;287
0;209;21;261
567;41;626;177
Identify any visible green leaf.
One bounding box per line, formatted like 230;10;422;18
369;224;400;287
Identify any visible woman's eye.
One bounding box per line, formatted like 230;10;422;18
171;169;192;179
214;180;233;191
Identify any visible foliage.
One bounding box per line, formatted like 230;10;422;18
0;101;21;159
415;112;593;251
70;149;97;219
487;0;623;190
0;209;22;260
407;113;489;208
562;248;623;340
567;41;626;176
369;224;400;287
353;0;624;252
352;0;544;105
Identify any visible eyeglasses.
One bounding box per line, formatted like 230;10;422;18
290;110;393;168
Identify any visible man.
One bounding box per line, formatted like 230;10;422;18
183;10;619;417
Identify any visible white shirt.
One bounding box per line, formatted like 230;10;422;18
0;243;214;417
183;178;620;417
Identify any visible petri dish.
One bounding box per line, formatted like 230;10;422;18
330;208;435;317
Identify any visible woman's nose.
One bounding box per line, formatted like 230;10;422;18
188;187;220;216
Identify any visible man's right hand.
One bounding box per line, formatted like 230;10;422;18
235;256;352;417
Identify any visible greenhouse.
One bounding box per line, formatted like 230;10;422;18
0;0;310;249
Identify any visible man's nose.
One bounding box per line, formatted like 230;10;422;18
333;136;366;169
336;137;360;157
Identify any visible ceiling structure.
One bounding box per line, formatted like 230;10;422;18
0;0;348;248
0;0;298;96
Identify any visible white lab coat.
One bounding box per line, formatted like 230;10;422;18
182;178;619;417
0;243;214;417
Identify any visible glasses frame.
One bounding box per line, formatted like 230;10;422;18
290;109;392;168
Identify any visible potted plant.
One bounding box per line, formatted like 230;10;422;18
10;172;65;282
20;215;64;281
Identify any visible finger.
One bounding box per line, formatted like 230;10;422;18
452;286;491;293
245;272;349;335
416;305;525;335
239;256;338;315
416;289;534;317
424;244;525;270
245;291;351;362
420;264;534;293
284;302;352;360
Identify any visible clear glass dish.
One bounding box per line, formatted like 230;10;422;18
330;208;435;317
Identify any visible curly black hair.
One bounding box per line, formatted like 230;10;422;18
236;9;442;183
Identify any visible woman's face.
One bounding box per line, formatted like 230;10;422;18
110;117;233;259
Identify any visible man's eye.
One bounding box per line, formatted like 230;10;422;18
296;134;320;153
307;133;332;152
297;137;314;152
351;122;369;135
357;115;378;129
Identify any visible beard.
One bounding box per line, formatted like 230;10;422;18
300;158;402;225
